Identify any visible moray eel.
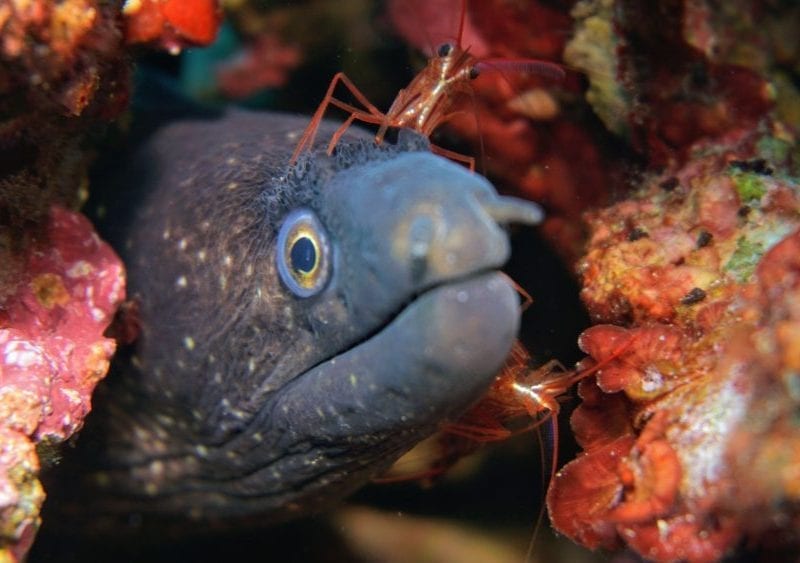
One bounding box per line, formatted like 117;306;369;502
73;109;541;525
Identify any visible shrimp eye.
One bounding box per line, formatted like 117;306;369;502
277;208;331;297
437;43;453;57
468;66;479;80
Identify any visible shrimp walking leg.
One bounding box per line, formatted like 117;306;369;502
290;72;387;163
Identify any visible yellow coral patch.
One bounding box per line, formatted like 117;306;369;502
31;273;70;309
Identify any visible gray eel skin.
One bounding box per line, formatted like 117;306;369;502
78;109;542;525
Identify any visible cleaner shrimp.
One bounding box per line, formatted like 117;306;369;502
289;0;565;170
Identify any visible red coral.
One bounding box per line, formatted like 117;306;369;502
613;3;774;167
579;325;685;397
548;349;748;561
547;436;632;550
570;378;634;451
719;228;800;538
606;412;681;524
695;176;742;239
123;0;222;52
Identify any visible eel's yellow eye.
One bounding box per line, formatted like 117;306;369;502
276;208;331;297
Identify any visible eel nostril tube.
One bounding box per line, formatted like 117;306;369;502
480;196;545;226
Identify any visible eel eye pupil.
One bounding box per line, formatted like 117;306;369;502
437;43;453;57
290;236;317;274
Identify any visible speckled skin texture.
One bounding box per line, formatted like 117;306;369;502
60;110;539;527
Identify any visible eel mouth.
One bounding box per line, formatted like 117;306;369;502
278;269;520;440
344;265;517;370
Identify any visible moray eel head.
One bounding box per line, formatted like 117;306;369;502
82;113;542;523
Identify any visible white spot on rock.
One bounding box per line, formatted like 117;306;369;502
3;340;45;368
66;260;92;278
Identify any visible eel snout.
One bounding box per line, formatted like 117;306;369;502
320;151;542;319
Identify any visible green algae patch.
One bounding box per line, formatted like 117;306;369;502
725;236;764;283
731;172;767;203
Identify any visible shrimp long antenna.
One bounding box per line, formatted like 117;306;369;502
475;58;567;82
526;415;558;563
466;78;488;175
457;0;467;47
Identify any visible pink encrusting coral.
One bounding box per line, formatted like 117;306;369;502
0;207;125;561
0;1;220;559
